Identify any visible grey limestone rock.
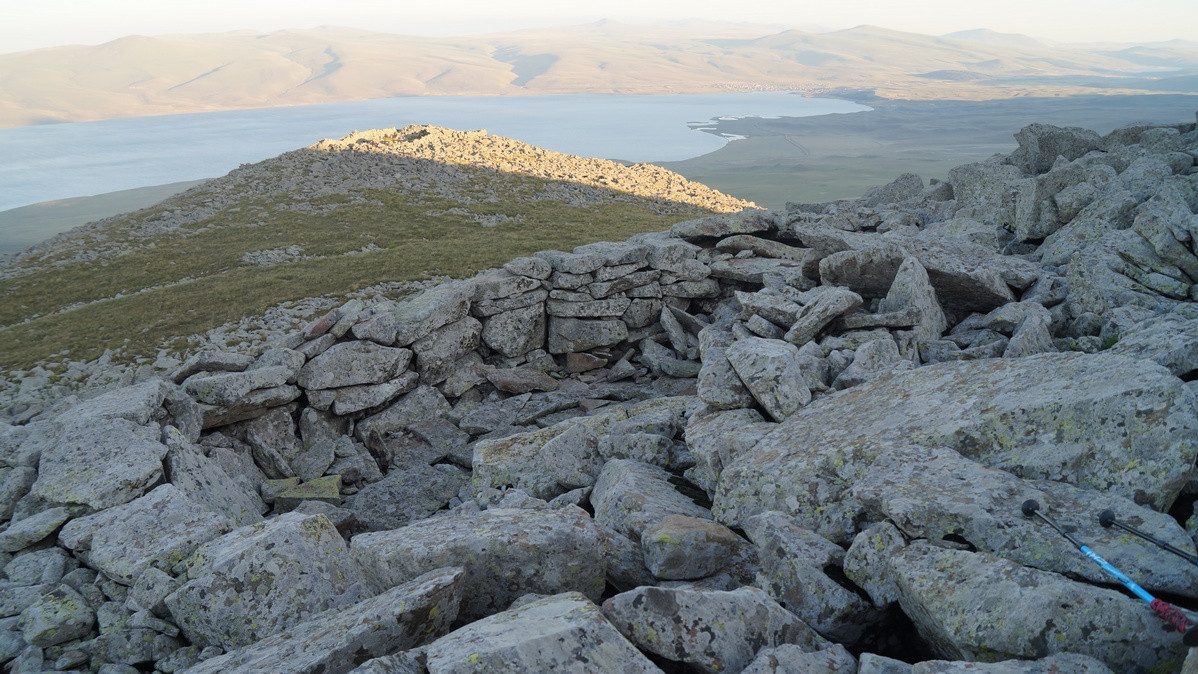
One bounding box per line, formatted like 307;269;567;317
125;567;178;617
911;653;1113;673
413;316;483;385
165;512;371;650
641;514;742;580
355;386;452;441
351;506;605;621
547;316;629;353
390;282;473;347
503;255;553;279
591;459;712;541
185;567;465;674
18;583;95;647
196;384;300;428
878;257;947;342
0;506;75;552
235;406;299;479
696;326;756;411
887;542;1185;673
1010;123;1103;175
848;444;1198;598
343;463;469;532
716;234;810;261
424;592;662;674
535;249;606;274
171;350;254;384
30;417;167;512
468;268;543;302
711;257;806;285
715;352;1198;541
843;521;907;608
58;484;231;587
949;160;1026;219
319;371;419;417
831;337;913;390
1107;312;1198;377
684;406;774;498
162;427;266;526
183;366;293;406
603;585;828;674
726;337;812;421
670;210;774;240
484;366;559;394
737;289;803;326
742;644;858;674
745;511;880;642
784;286;863;346
296;340;412;390
472;422;602;500
481;304;546;357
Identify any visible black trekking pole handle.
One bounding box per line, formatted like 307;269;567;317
1022;500;1198;644
1098;509;1198;566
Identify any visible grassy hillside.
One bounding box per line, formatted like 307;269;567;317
2;22;1195;127
0;126;751;371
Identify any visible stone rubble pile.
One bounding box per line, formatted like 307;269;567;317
0;114;1197;673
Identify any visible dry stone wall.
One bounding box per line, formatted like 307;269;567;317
0;114;1197;672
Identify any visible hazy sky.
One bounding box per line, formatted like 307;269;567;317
1;0;1195;54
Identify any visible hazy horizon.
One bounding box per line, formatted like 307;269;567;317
3;0;1197;55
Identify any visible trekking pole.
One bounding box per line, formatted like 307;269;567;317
1021;500;1198;644
1097;508;1198;566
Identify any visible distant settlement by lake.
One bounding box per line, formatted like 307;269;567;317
0;92;870;213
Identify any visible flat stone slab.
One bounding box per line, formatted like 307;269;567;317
31;417;168;511
715;352;1198;540
424;592;661;673
351;506;605;621
603;585;827;674
186;567;465;674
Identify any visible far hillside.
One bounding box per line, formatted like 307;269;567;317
2;22;1196;127
0;126;752;372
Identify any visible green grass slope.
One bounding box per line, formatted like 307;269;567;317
0;126;752;371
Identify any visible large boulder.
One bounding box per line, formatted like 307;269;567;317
424;592;662;673
165;512;372;650
58;484;231;587
726;337;812;421
603;585;828;674
715;352;1198;541
351;506;606;620
30;417;168;511
471;423;603;501
880;541;1186;672
343;463;469;532
744;511;880;641
186;567;465;674
296;341;412;390
847;444;1198;597
591;459;713;540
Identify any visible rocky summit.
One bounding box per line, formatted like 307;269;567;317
1;113;1198;673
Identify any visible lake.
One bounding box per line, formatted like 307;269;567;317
0;92;869;214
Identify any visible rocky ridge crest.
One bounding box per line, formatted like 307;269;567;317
4;125;753;276
0;114;1197;672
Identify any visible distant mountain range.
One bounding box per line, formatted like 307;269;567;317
2;21;1196;127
